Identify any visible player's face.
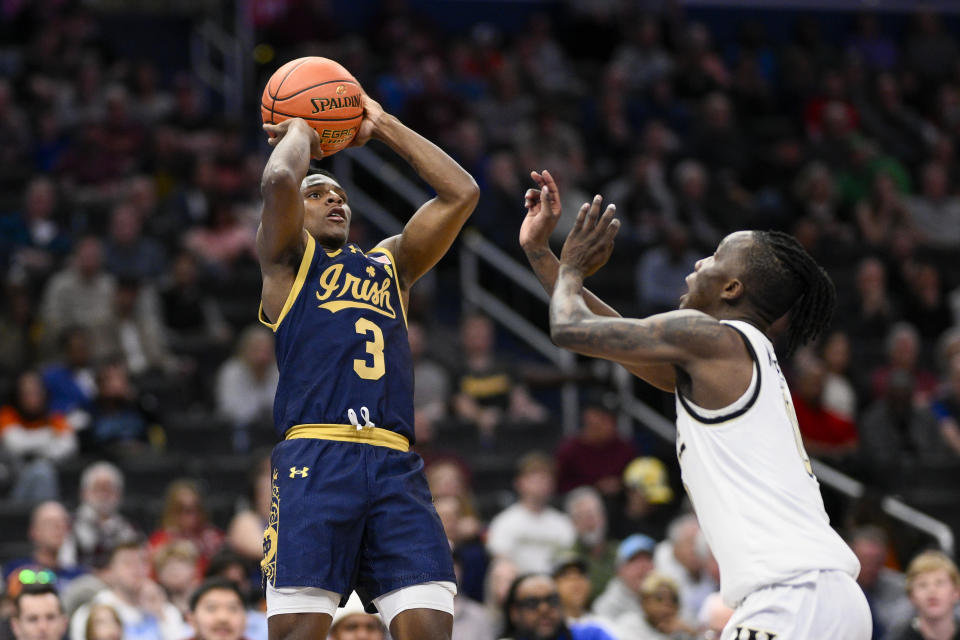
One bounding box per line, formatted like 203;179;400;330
679;231;751;313
909;569;960;620
302;175;351;249
190;589;246;640
511;577;563;640
11;594;66;640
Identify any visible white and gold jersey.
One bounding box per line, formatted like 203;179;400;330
674;320;860;607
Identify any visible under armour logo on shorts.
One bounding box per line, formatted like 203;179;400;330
289;466;310;478
735;627;777;640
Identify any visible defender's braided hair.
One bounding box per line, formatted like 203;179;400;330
742;230;836;355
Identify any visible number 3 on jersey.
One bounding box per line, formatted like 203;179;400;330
354;318;385;380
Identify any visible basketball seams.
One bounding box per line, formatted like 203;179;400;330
274;78;360;101
260;104;364;123
269;57;311;122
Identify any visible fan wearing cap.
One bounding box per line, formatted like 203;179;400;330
612;572;697;640
328;593;385;640
591;535;656;623
610;458;675;542
551;554;618;637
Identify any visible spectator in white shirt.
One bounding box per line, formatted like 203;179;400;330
486;452;576;574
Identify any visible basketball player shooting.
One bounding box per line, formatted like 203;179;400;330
257;94;478;640
520;171;871;639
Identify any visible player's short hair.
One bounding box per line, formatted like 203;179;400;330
13;583;62;616
188;578;245;612
905;550;960;594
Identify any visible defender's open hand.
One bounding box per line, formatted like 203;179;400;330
558;194;619;278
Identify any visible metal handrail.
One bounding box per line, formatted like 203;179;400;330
331;145;955;556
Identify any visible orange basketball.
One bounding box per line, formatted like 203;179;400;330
261;57;364;156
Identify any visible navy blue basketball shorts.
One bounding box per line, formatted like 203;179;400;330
261;437;455;604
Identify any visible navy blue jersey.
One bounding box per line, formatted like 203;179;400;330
259;234;414;442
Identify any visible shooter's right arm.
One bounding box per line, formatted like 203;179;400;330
257;118;320;268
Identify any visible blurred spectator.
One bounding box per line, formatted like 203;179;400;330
859;370;946;487
929;354;960;458
159;250;231;358
84;604;123;640
857;73;927;167
0;371;77;502
905;162;960;251
0;177;70;279
486;452;575;575
2;502;83;587
563;487;617;602
670;160;723;252
652;515;716;627
71;462;138;569
555;390;636;495
793;162;847;238
790;356;858;460
151;542;198;617
501;574;615;640
327;591;384;640
849;526;913;638
602;153;674;247
904;9;959;84
452;314;546;443
402;56;468;148
474;63;535;149
854;171;915;251
226;455;271;565
184;202;256;275
99;279;177;379
610;457;675;542
820;331;858;422
887;550;960;640
10;584;68;640
69;539;183;640
635;226;698;316
435;495;487;605
592;534;656;622
214;326;277;453
148;481;224;575
870;323;938;405
609;17;672;94
613;572;697;640
842;257;899;362
408;321;451;423
87;361;151;456
903;263;953;343
104;203;166;282
41;326;97;431
39;237;115;359
183;579;245;640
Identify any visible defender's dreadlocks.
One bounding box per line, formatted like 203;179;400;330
742;230;836;355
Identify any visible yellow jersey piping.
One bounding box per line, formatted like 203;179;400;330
367;246;407;328
284;423;409;451
258;232;316;333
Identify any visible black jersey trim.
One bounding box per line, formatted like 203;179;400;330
676;325;761;425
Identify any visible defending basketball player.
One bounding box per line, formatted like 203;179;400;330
257;93;478;640
520;171;871;639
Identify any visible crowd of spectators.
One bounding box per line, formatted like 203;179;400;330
2;0;960;639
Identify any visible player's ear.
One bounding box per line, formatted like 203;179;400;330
720;278;744;302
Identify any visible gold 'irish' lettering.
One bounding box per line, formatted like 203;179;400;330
315;263;395;319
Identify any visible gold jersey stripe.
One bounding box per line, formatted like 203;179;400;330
284;423;409;451
259;231;317;332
